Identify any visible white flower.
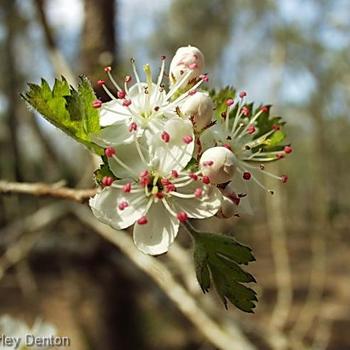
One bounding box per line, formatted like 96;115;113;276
169;46;205;87
182;91;213;131
0;315;56;350
91;54;206;150
89;128;222;255
199;146;236;184
200;93;290;193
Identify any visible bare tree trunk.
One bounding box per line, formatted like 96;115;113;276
81;0;117;99
3;1;22;182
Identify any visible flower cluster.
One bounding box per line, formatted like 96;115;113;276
89;46;291;255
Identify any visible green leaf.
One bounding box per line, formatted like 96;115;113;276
21;75;103;154
192;231;257;312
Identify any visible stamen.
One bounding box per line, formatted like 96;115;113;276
137;216;148;225
171;170;179;178
134;136;147;165
101;84;119;101
247;124;256;134
189;173;198;181
177;211;188;222
242;106;250;117
281;175;288;183
243;172;251;180
165;183;176;192
130;58;142;93
165;69;193;100
128;122;138;132
105;147;116;158
236;109;264;139
226;99;234;106
284;146;293;154
183;135;193;144
92;100;102;108
102;176;113;186
160;178;171;186
118;201;129;210
169;191;196;199
139;170;151;187
117;90;126;99
237;167;274;193
106;70;123;91
239;91;247;98
194;188;203;198
199;73;209;82
156;192;164;200
122;99;132;107
123;183;132;193
161;131;170;143
244;129;275;148
97;80;105;86
162;198;178;217
104;66;112;72
202;176;210;184
112;154;137;175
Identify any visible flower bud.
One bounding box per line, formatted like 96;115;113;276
169;46;204;86
199;146;236;184
217;196;237;219
182;92;213;131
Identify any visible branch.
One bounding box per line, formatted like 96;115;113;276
0;181;96;203
0;203;69;280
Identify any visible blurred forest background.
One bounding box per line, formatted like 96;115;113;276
0;0;350;349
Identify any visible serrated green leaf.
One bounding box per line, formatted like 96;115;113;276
22;75;102;154
210;86;236;119
192;231;257;312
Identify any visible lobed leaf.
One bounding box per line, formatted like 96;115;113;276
192;231;257;312
21;75;103;154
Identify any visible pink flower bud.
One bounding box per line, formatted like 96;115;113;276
169;46;204;86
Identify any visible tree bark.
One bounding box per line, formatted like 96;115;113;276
81;0;117;100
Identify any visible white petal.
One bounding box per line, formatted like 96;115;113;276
149;117;194;175
224;178;254;216
91;121;136;146
100;100;131;126
133;201;179;255
171;184;222;219
108;142;149;178
89;182;148;230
